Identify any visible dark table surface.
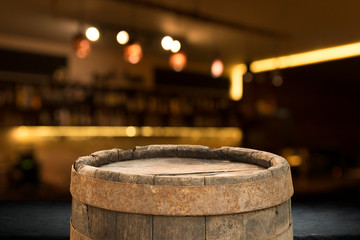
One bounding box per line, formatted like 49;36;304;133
0;195;359;240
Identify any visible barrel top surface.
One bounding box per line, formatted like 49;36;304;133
71;145;294;216
99;158;266;177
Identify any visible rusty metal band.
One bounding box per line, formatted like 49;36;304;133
70;219;91;240
70;166;293;216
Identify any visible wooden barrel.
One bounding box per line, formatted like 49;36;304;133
70;145;293;240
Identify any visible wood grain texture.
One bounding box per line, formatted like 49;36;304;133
91;148;119;166
71;220;91;240
115;212;152;240
71;199;153;240
71;201;292;240
71;199;90;237
153;216;205;240
275;199;292;235
71;145;293;240
155;174;205;186
70;165;293;216
206;213;245;239
87;205;116;239
206;200;292;240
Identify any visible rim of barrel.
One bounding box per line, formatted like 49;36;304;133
73;145;290;185
70;145;293;215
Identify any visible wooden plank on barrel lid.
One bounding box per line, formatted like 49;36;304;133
90;155;284;215
153;157;206;187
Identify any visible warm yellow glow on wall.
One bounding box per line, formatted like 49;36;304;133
287;155;303;167
250;42;360;73
230;64;247;101
10;126;242;142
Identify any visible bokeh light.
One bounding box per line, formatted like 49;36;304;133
230;64;246;101
169;52;187;72
211;58;224;78
117;30;129;45
170;40;181;53
161;36;173;50
124;42;143;64
85;27;100;41
73;34;91;59
272;75;283;86
125;126;137;137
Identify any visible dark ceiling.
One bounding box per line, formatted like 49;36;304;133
2;0;360;65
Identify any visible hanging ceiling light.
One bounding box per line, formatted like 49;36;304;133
211;58;224;78
250;41;360;73
161;36;181;53
169;52;187;72
85;27;100;41
230;64;247;101
170;40;181;53
161;36;173;50
73;34;91;59
124;42;143;64
117;30;129;45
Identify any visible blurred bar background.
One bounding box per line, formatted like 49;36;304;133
0;0;359;202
